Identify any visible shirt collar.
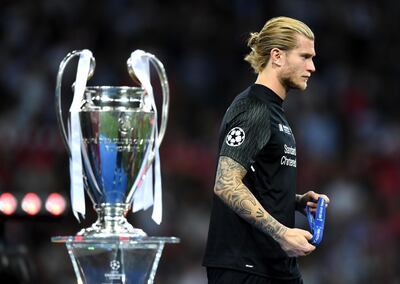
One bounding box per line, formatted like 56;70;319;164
250;84;283;106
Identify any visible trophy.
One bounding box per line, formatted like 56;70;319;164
52;49;179;284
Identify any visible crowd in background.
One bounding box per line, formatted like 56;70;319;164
1;0;400;283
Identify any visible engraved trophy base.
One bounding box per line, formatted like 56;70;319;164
52;236;179;284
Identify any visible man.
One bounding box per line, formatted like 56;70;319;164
203;16;330;283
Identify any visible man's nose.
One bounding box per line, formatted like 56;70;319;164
308;60;316;73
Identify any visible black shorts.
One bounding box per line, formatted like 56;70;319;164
206;267;304;284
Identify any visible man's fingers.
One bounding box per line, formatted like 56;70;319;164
307;193;330;209
320;194;330;205
288;244;315;257
306;201;317;208
302;245;315;256
308;207;316;214
306;243;316;252
306;191;330;205
307;190;318;201
300;229;313;240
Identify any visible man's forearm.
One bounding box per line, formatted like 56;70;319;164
214;156;288;241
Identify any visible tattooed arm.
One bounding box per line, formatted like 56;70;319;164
214;156;316;257
214;156;287;241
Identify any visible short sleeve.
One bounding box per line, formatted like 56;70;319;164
219;102;271;169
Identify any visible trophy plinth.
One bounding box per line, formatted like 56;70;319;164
52;50;178;284
52;236;179;284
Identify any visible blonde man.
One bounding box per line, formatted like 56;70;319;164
203;16;330;283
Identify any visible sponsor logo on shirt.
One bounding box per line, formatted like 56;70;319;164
284;144;296;156
278;123;293;136
226;127;245;147
281;144;296;168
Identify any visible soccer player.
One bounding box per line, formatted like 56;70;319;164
203;16;330;283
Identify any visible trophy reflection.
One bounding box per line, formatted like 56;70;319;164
52;49;178;284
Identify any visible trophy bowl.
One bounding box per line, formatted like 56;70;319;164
78;85;155;237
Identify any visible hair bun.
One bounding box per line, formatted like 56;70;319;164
247;32;259;48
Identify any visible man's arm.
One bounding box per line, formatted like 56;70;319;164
214;156;287;241
214;156;316;257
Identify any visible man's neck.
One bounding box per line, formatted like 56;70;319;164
255;69;287;100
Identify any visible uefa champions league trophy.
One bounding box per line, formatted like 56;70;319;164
52;49;179;284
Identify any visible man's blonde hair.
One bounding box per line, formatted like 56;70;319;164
244;16;314;73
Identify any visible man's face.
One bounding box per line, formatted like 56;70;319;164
279;35;316;91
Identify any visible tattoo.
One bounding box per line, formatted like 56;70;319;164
214;156;287;241
256;208;264;218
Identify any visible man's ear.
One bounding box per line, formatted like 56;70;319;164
270;48;284;67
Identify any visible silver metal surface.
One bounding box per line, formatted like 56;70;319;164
79;86;154;236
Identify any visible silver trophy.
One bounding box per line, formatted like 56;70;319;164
52;50;178;284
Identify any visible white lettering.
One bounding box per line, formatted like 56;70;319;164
278;124;293;136
284;144;296;156
283;125;291;134
280;155;297;167
105;273;125;279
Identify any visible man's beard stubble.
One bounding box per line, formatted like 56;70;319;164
279;70;306;92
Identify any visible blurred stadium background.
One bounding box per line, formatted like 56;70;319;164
1;0;399;283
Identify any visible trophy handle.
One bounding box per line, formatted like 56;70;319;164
55;50;96;156
146;53;170;148
125;52;170;203
127;52;169;165
139;53;170;182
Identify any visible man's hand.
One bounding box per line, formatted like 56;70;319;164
296;191;330;215
277;228;316;257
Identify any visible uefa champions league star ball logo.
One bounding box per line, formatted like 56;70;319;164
110;260;120;271
226;127;245;147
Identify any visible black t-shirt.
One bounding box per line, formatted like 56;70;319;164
203;84;300;279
